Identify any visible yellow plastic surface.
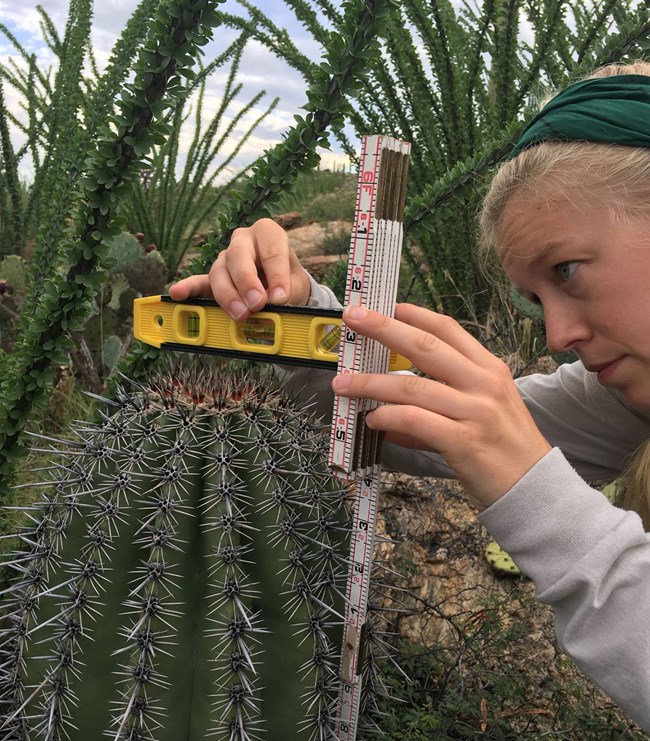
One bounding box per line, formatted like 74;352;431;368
133;295;413;371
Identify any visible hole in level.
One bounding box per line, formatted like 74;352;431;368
317;323;340;354
242;318;275;346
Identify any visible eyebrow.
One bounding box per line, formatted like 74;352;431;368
502;239;566;269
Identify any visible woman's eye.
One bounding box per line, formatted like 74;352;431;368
556;260;580;282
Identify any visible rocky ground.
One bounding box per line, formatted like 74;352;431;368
273;210;352;281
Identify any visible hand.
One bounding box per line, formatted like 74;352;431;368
331;303;552;510
169;218;311;320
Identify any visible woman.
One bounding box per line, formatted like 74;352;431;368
170;62;650;729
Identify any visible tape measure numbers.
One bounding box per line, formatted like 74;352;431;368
330;135;411;740
328;137;410;477
132;133;411;741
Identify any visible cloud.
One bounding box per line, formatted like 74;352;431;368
1;0;347;181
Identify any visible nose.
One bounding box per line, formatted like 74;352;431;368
542;302;592;354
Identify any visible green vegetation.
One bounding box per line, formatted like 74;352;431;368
220;0;650;325
272;167;357;222
0;0;229;502
119;41;280;276
0;1;649;738
114;0;395;391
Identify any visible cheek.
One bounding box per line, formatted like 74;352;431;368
587;274;643;335
611;290;650;339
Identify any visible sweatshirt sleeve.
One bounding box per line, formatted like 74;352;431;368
479;448;650;731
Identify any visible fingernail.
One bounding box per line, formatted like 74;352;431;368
230;300;247;320
332;374;351;392
270;287;287;303
246;289;262;308
344;305;367;320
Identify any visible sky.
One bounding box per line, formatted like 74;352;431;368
0;0;353;181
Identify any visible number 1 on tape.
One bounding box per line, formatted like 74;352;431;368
329;135;411;740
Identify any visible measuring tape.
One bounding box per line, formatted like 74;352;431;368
330;135;410;740
132;134;410;740
133;296;412;372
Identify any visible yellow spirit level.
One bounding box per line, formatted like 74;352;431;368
133;294;412;372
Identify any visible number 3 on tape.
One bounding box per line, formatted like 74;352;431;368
329;134;411;740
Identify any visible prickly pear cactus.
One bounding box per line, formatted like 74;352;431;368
102;334;125;371
124;249;169;297
0;363;387;740
509;286;544;320
0;255;27;293
106;232;145;273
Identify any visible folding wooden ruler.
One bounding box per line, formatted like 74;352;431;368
329;134;410;740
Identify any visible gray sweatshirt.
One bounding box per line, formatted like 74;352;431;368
278;276;650;730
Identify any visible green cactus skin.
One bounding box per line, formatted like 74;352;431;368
509;286;544;320
124;252;169;297
85;307;119;351
0;364;369;740
106;232;145;274
0;256;27;294
102;335;124;371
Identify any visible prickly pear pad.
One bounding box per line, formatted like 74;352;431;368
0;365;354;740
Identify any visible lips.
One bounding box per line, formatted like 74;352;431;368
585;359;618;373
585;357;625;383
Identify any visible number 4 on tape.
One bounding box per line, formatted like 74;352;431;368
330;134;411;741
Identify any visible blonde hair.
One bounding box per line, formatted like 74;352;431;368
479;62;650;529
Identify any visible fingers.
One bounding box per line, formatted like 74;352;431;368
168;254;264;320
366;404;456;450
331;304;552;508
171;220;309;321
224;220;291;312
168;274;213;300
250;219;294;303
341;305;504;390
394;303;496;368
332;370;467;420
210;248;266;319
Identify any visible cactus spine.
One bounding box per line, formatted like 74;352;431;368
0;364;366;740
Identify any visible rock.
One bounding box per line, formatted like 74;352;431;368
375;473;509;646
286;220;352;259
272;211;303;229
301;254;345;282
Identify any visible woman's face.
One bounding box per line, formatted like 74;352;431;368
499;192;650;413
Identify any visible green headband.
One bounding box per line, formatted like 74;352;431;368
510;74;650;158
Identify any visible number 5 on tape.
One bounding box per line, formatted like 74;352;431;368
330;134;411;741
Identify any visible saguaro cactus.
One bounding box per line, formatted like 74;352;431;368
0;363;378;740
